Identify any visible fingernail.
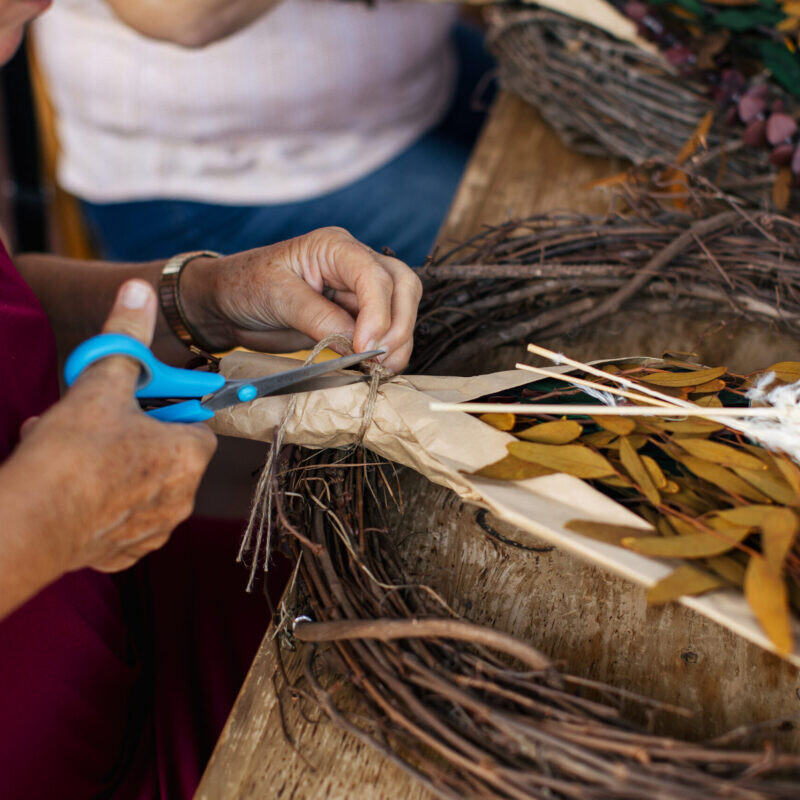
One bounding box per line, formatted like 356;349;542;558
120;280;152;310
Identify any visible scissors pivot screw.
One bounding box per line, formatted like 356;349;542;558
237;384;258;402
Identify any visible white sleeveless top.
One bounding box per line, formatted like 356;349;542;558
32;0;458;204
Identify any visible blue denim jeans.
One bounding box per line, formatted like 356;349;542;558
82;24;494;267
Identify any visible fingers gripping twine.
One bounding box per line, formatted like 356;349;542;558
237;333;390;592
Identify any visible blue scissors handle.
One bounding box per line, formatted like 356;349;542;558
64;333;226;422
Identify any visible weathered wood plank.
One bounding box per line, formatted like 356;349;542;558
436;91;619;246
195;638;433;800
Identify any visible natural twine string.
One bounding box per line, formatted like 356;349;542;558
237;333;390;592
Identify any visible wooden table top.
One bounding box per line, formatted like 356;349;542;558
195;91;620;800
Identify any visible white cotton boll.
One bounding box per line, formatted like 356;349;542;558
582;385;619;407
744;371;776;406
740;375;800;465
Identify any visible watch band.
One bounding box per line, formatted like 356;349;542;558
159;250;221;352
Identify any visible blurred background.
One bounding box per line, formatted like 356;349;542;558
1;44;47;252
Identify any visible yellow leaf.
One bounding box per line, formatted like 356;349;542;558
592;415;636;436
638;366;727;387
619;436;660;506
661;350;700;362
599;475;634;489
508;442;615;479
675;438;767;471
623;525;750;558
744;556;793;654
662;480;681;494
641;455;668;490
668;485;711;512
565;519;652;545
676;110;714;166
760;361;800;383
657;419;724;434
517;419;583;444
604;435;648;452
479;412;515;431
761;508;799;573
647;565;725;605
666;513;707;537
710;504;776;528
582;430;618;449
778;17;800;32
733;467;798;505
696;395;723;407
705;555;746;586
691;379;727;394
679;455;771;503
775;456;800;497
658;516;678;537
773;167;793;212
772;455;800;506
472;455;554;481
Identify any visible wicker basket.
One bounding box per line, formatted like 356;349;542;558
486;7;788;209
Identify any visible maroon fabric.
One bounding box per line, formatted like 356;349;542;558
0;243;284;799
0;238;59;456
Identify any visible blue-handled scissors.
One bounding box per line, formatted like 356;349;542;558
64;333;383;424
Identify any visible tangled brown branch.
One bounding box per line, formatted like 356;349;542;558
272;449;800;799
413;169;800;373
261;168;800;797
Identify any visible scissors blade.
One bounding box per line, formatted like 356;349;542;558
278;373;369;395
202;349;384;411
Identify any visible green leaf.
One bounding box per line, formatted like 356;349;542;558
714;9;783;32
759;40;800;99
649;0;705;16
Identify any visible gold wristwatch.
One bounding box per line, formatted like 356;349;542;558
158;250;221;352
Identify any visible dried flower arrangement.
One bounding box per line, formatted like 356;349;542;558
465;348;800;654
486;2;800;209
256;170;800;797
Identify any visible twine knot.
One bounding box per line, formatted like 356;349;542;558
237;333;391;591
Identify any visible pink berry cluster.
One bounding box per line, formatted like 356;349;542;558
729;80;800;173
619;1;800;176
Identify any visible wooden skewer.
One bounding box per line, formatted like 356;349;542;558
428;402;779;419
526;343;691;409
514;363;674;408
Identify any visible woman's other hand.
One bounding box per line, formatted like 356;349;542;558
0;280;216;616
181;227;423;373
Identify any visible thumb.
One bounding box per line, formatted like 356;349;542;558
80;280;159;397
19;416;40;441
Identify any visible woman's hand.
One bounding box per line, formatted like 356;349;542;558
0;280;216;618
181;227;423;373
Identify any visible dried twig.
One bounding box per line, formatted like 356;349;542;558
271;447;800;799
